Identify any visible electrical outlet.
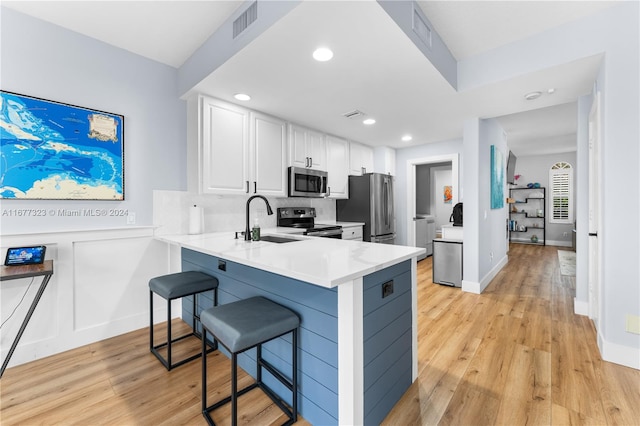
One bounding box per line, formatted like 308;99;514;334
626;315;640;334
127;212;136;224
563;232;568;237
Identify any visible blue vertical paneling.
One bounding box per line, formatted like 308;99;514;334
181;249;414;426
181;248;339;425
362;260;413;425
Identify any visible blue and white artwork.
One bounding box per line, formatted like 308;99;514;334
0;91;124;200
490;145;504;209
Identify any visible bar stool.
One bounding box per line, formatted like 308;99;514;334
200;296;299;426
149;271;218;370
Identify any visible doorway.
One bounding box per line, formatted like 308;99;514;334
406;154;459;247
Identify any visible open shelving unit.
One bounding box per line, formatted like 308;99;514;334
509;187;545;245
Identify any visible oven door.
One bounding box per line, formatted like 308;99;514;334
305;229;343;239
288;167;327;197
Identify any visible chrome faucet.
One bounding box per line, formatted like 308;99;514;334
245;195;273;241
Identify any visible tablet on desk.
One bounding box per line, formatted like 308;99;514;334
4;246;46;266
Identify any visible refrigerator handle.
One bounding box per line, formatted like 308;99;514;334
383;179;389;226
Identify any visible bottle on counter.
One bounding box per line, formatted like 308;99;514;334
252;218;261;241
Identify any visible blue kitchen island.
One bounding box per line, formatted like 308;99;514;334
156;232;424;425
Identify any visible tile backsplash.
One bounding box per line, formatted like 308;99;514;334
153;190;336;235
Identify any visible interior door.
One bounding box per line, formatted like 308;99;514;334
588;92;602;324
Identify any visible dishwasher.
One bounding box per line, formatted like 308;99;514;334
433;238;462;287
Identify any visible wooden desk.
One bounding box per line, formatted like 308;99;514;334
1;260;54;378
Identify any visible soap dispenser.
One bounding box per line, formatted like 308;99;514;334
251;218;261;241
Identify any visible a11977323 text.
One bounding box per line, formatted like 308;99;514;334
2;208;129;217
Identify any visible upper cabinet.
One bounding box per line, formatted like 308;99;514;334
325;135;349;199
349;141;374;176
289;124;327;171
250;111;287;196
199;96;286;196
200;96;250;195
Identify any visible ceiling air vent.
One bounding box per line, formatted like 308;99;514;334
233;1;258;39
342;110;365;120
412;4;432;49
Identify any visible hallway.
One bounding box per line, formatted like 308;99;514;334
383;243;640;425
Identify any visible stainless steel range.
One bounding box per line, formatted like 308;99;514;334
277;207;342;239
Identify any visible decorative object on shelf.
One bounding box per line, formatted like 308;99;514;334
509;187;546;246
0;90;124;200
490;145;505;209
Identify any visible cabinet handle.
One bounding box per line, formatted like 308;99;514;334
254;181;257;194
245;181;249;194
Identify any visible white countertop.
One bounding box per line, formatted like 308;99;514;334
156;230;423;288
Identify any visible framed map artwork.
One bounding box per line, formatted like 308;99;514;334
0;91;124;200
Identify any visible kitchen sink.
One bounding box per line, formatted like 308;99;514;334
260;235;301;244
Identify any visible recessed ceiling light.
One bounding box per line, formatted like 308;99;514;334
363;118;376;125
547;88;556;94
313;47;333;62
524;91;542;101
402;135;413;142
234;93;251;101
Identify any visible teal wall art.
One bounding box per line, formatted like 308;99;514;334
490;145;504;209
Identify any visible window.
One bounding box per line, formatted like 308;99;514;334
549;162;573;224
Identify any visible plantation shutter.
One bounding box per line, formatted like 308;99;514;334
549;162;573;224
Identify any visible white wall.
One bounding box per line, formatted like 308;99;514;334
0;8;185;367
430;165;453;231
461;118;509;294
1;7;186;235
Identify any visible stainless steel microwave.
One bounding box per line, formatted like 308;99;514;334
288;166;328;197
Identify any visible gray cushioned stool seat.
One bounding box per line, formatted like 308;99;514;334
200;296;300;353
200;296;299;426
150;271;218;300
149;271;218;371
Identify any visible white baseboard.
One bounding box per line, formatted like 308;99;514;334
547;240;573;247
462;255;508;294
574;298;589;316
599;333;640;370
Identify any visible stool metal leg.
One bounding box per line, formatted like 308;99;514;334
149;290;154;353
232;353;238;426
293;328;298;422
151;290;218;371
167;297;172;368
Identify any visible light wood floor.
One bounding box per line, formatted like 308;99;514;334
1;244;638;425
383;243;640;425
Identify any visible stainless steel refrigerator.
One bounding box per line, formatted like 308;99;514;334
336;173;395;244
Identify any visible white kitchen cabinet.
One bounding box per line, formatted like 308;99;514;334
349;141;374;176
250;111;287;196
342;224;363;241
289;124;326;170
200;96;250;194
199;96;286;196
325;135;349;199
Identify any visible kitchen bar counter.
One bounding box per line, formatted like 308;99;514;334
156;231;424;425
156;231;422;289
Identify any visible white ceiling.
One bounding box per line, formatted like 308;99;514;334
2;1;618;155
